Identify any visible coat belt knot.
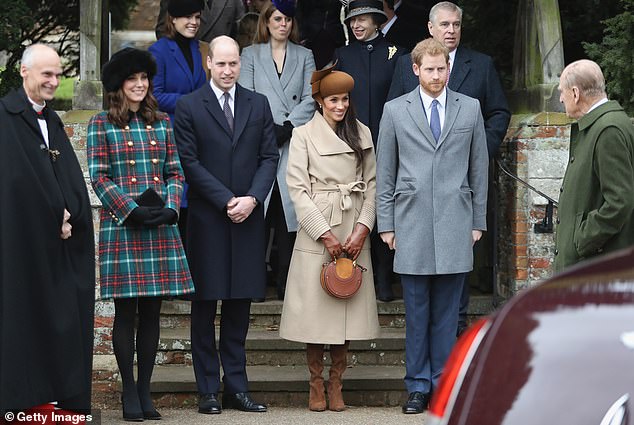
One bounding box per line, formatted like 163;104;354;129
311;180;366;226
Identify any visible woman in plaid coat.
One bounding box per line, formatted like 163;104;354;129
87;48;194;421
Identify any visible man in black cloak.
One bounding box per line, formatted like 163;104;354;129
0;44;95;416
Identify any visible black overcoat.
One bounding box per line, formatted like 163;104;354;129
334;34;406;144
0;88;95;412
174;84;278;300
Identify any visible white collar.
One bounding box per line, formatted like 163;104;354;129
209;81;236;102
586;97;609;114
419;87;447;111
27;95;46;113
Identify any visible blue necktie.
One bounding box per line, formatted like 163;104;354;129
430;99;441;142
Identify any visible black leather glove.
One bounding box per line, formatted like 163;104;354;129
144;208;178;226
127;206;156;225
274;121;294;147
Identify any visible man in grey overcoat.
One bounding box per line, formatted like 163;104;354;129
376;38;488;414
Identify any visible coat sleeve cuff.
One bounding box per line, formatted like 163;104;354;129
357;203;376;232
300;209;331;241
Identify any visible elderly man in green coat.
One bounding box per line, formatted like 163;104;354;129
554;59;634;272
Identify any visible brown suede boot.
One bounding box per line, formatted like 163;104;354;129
306;344;327;411
327;341;349;411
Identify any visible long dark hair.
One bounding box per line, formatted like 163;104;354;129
319;98;364;163
105;79;161;128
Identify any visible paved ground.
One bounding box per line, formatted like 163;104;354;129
99;407;428;424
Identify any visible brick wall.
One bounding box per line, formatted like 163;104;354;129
496;112;573;297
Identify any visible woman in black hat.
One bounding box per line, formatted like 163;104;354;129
87;48;194;421
149;0;207;248
334;0;407;303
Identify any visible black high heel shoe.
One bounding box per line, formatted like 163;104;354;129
121;395;144;422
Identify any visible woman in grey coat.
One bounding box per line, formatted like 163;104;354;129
239;0;316;299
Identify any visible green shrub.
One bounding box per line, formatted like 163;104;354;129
583;0;634;115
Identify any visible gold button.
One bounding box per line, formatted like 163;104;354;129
127;141;133;147
146;125;152;130
114;217;119;222
153;176;160;182
124;125;130;130
129;160;136;166
131;177;137;183
150;140;157;146
152;158;159;164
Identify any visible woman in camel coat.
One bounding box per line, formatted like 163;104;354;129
279;65;380;412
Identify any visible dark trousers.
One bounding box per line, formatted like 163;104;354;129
370;228;396;299
191;299;252;395
266;185;296;298
401;273;463;394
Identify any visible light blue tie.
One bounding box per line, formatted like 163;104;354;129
430;99;441;142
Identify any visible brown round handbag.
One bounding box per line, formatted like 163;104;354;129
320;257;367;299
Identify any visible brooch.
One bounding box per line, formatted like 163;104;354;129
49;149;61;162
388;46;398;61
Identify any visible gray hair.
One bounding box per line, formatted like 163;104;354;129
561;59;606;99
429;1;463;23
20;44;56;69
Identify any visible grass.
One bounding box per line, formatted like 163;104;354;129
56;76;76;99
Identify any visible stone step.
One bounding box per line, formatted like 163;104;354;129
155;327;406;366
146;364;408;408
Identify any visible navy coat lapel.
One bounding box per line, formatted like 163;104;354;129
405;89;436;149
202;84;234;138
232;85;252;146
449;47;470;91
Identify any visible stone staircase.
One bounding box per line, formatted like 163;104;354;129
91;293;497;409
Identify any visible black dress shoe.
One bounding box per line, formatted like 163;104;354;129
377;294;395;302
143;408;162;420
457;323;467;338
198;393;221;414
252;298;265;303
402;391;430;414
222;392;267;412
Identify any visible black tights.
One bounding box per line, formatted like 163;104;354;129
113;297;162;413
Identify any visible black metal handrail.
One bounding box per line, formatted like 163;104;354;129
496;158;558;233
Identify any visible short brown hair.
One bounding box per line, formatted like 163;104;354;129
411;38;449;67
253;1;300;44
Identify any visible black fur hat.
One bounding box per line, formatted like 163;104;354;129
168;0;205;17
101;48;157;93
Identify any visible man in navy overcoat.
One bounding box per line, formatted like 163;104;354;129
174;35;278;414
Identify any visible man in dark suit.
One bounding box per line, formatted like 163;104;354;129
388;1;510;334
382;0;435;52
174;35;278;415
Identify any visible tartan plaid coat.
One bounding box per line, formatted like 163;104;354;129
87;111;194;299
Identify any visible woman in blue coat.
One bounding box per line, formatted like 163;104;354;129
334;0;406;302
149;0;207;246
239;0;316;299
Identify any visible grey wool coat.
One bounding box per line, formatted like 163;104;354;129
376;88;489;275
279;112;380;344
239;41;316;231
